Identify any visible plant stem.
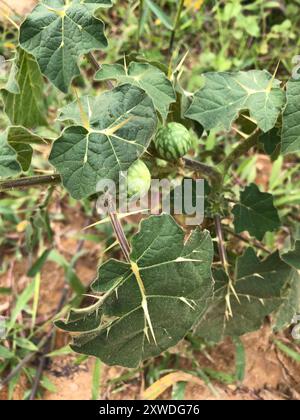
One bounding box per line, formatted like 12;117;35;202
0;174;61;192
29;338;51;400
214;214;240;320
169;0;185;56
214;214;229;273
85;52;114;90
0;351;37;389
218;128;260;175
0;160;222;194
137;0;144;51
183;157;223;187
0;173;131;261
86;52;100;71
222;225;272;255
109;210;131;262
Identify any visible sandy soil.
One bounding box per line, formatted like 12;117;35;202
40;327;300;400
2;0;36;16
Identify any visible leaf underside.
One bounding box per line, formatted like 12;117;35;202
57;214;214;368
0;126;45;177
0;130;21;179
2;50;47;128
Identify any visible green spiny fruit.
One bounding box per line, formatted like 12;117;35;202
127;160;151;199
154;123;192;161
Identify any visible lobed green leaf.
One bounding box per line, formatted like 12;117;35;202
281;80;300;154
195;249;291;342
19;0;112;92
2;50;47;128
95;62;176;120
57;215;214;368
232;183;280;241
50;84;157;199
185;70;285;133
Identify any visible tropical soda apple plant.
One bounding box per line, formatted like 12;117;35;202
0;0;299;368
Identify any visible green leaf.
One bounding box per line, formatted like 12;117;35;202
1;58;19;94
50;84;157;199
273;340;300;363
0;130;22;179
185;70;285;133
274;269;300;331
57;215;214;368
19;0;112;92
7;279;36;333
95;62;176;120
232;183;280;240
281;80;300;154
46;345;73;358
144;0;173;30
40;376;57;393
27;249;52;277
259;127;281;159
195;249;290;342
274;241;300;330
2;50;47;128
58;95;95;125
14;337;39;352
0;345;14;360
0;287;12;295
0;126;44;177
92;359;102;400
6;126;45;172
282;241;300;270
56;310;103;333
233;337;246;382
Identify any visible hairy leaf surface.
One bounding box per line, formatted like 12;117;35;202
185;70;285;133
0;126;44;176
275;241;300;330
282;80;300;154
2;50;47;127
95;62;176;120
282;241;300;270
0;57;19;94
195;249;290;342
57;215;214;367
50;84;157;199
259;127;281;159
0;130;21;178
19;0;112;92
232;183;280;240
7;126;45;172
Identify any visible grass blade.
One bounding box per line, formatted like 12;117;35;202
92;359;103;400
7;279;35;333
144;0;173;30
